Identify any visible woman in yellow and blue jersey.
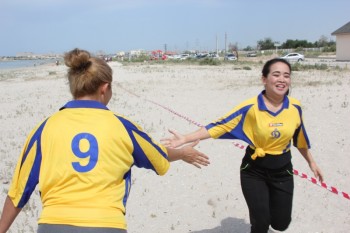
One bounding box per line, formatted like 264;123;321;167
161;58;324;233
0;48;209;233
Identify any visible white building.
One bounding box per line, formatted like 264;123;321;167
129;49;146;57
331;21;350;61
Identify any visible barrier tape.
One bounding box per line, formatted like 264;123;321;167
116;83;350;201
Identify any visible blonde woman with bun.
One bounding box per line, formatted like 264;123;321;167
0;48;209;233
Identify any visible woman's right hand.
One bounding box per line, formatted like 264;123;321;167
161;129;186;148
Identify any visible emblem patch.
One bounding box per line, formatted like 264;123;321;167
271;128;281;138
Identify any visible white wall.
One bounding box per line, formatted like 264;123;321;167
336;34;350;61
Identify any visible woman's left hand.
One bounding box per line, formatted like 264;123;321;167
309;162;324;183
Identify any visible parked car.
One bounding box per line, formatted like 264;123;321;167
150;54;167;60
246;51;257;57
169;54;181;60
280;53;304;62
224;53;237;61
196;53;209;59
179;54;190;60
208;53;219;59
165;54;175;59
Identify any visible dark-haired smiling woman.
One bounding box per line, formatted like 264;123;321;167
0;48;209;233
161;58;324;233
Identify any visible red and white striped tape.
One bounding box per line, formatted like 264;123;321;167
293;169;350;200
117;83;350;201
231;141;350;201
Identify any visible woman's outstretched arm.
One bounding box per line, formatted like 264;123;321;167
161;127;211;148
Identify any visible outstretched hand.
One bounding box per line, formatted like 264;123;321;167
161;129;186;148
181;140;210;168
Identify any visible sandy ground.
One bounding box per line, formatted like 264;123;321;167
0;60;350;233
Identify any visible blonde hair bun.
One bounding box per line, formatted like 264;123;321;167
64;48;92;71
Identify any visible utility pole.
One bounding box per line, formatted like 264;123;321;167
225;32;227;55
274;42;280;55
216;34;218;54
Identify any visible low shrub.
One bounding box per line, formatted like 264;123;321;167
199;58;221;66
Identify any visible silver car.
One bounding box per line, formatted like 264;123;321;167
280;53;304;62
224;53;237;61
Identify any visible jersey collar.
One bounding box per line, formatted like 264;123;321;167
258;91;289;113
59;100;109;111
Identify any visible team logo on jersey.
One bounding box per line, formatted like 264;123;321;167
269;123;283;127
271;128;281;138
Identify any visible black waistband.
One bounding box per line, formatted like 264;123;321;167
243;146;292;170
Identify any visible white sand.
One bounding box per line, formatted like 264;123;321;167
0;60;350;233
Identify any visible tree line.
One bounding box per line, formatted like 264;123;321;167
242;35;335;52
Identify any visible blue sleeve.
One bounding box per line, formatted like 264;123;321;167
116;116;168;171
16;120;48;208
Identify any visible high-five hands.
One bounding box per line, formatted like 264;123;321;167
161;129;186;148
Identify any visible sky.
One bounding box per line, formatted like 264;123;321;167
0;0;349;56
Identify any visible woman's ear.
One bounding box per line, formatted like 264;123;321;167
100;83;110;95
100;82;112;105
261;76;267;86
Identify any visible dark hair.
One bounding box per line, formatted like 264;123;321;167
64;48;112;99
262;58;291;78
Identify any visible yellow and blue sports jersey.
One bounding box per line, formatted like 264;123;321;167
205;91;310;160
8;100;170;229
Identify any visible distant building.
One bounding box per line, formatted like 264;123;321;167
16;52;36;58
129;49;145;57
116;51;125;57
331;21;350;61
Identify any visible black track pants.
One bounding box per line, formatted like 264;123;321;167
240;162;294;233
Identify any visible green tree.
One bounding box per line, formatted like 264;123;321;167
257;38;275;50
243;46;254;51
315;35;329;47
228;42;238;52
282;39;313;49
